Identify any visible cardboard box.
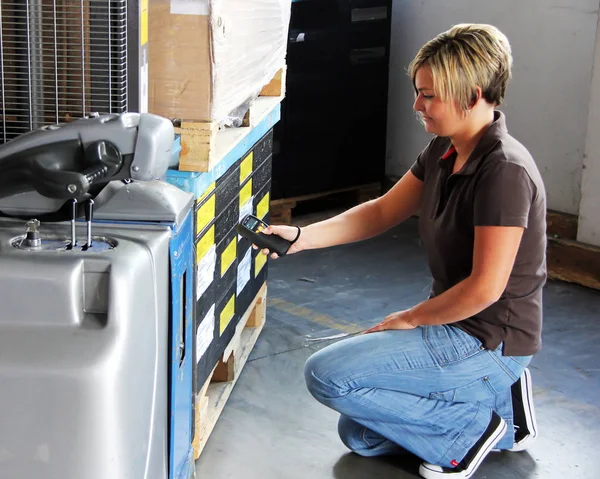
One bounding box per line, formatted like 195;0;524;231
148;0;290;125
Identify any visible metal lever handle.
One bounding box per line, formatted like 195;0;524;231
66;199;78;250
82;199;94;251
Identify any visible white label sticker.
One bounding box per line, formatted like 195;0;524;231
238;198;254;241
196;245;216;301
239;197;254;223
196;305;215;363
170;0;209;15
237;248;252;295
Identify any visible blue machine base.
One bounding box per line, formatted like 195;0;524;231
168;208;196;479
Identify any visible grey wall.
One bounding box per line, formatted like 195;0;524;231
386;0;600;229
579;12;600;245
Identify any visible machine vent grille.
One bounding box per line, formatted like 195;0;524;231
0;0;128;143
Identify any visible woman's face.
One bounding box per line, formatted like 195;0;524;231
413;65;463;137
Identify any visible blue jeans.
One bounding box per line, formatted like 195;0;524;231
304;325;532;468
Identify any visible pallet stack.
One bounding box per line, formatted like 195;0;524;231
269;0;392;224
181;129;274;457
147;0;291;462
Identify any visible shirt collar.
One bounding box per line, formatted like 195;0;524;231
441;145;456;160
437;110;508;175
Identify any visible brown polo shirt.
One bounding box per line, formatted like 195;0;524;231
410;110;547;356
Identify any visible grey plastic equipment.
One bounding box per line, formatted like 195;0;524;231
0;113;196;479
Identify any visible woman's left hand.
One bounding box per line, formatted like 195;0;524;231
364;310;417;334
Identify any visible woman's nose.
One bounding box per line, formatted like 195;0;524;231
413;94;424;112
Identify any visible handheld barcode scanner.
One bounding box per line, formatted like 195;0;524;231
236;214;293;256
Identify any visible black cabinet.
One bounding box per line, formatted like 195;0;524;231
272;0;392;200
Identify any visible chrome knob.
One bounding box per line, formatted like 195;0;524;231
23;219;42;248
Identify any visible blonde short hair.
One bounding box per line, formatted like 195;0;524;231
408;24;513;111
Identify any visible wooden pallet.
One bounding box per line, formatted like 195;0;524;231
192;283;268;460
548;237;600;290
547;209;579;240
541;209;600;291
175;67;286;173
270;183;382;225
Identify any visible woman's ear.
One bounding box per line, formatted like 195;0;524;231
470;87;482;108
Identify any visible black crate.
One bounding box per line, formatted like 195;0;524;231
252;155;273;197
251;246;270;300
214;225;238;307
253;130;274;166
235;237;254;317
214;195;240;247
272;0;391;199
216;164;242;215
217;278;239;342
195;219;218;331
194;189;217;239
254;182;272;223
195;278;238;389
236;236;269;319
191;127;276;394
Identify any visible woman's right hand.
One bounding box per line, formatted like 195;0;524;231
253;224;304;259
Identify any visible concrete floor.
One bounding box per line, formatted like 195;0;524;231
195;216;600;479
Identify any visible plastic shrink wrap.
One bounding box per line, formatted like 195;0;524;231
149;0;291;127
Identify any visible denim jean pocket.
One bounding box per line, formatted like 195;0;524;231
508;355;532;368
429;375;498;403
487;349;530;384
423;325;483;366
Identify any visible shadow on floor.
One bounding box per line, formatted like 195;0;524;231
196;217;600;479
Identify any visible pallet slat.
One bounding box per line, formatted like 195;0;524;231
175;121;219;172
547;237;600;290
270;183;382;225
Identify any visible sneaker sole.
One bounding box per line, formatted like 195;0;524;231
419;418;507;479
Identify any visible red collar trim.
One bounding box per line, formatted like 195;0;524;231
441;145;456;160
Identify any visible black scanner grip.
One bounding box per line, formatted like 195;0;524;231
235;223;292;257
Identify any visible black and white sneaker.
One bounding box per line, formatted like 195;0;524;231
419;412;506;479
507;367;538;451
491;367;538;452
